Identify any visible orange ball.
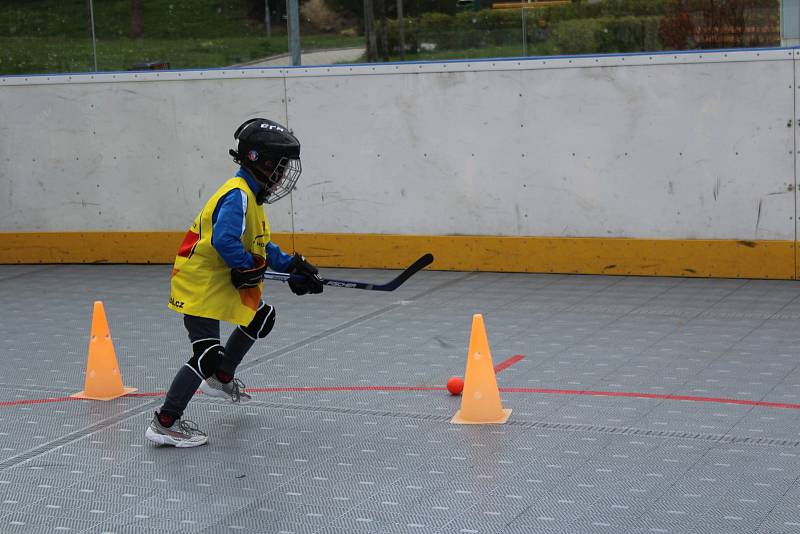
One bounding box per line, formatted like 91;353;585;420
447;376;464;396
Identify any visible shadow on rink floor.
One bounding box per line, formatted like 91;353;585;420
1;264;800;533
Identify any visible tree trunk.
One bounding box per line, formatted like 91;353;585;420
264;0;272;37
363;0;378;62
396;0;405;60
130;0;144;39
85;0;93;37
377;0;388;62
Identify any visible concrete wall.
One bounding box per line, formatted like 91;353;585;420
0;76;291;232
1;49;798;276
287;52;794;240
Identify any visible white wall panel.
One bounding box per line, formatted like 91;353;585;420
0;49;795;240
0;78;292;232
288;54;794;239
795;49;800;245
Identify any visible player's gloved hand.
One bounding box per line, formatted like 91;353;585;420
231;254;267;289
288;253;323;295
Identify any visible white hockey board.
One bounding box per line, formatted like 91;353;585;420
0;77;291;232
0;50;795;240
287;52;794;239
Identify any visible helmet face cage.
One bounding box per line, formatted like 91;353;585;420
262;156;301;204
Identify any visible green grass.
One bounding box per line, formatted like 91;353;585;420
381;42;553;63
0;0;257;39
1;37;274;74
0;34;364;75
1;0;783;74
0;0;362;75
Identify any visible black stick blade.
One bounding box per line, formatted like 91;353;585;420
373;253;434;291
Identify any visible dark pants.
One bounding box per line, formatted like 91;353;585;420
159;311;259;420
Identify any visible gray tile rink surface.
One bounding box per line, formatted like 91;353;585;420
1;265;800;533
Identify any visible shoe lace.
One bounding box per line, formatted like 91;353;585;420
229;378;246;403
177;418;207;437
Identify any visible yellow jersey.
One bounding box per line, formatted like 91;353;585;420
168;177;269;325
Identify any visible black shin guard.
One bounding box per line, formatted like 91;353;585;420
186;338;224;379
220;328;255;376
218;303;275;377
239;303;276;340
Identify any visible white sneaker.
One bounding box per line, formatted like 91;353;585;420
200;375;252;403
145;413;208;448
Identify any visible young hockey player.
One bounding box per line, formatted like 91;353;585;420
145;118;323;447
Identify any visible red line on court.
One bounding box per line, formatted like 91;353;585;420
2;388;800;410
0;396;77;407
0;354;529;408
494;354;524;373
501;388;800;410
4;388;800;410
2;354;800;412
128;387;448;396
231;387;800;409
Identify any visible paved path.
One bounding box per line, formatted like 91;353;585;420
236;46;365;67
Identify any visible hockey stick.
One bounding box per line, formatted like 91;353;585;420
262;253;434;291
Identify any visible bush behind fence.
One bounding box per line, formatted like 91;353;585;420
378;0;779;57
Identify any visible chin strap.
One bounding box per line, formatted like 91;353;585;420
250;169;271;205
231;150;270;204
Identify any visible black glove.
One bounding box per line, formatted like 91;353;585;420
231;254;267;289
288;253;323;295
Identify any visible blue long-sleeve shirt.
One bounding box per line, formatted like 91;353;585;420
210;168;294;272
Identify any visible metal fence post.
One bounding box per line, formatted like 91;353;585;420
89;0;98;71
782;0;800;47
522;7;527;57
287;0;301;66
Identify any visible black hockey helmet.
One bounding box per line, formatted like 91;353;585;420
229;118;301;204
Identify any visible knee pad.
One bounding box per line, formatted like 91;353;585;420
185;338;224;379
239;303;276;340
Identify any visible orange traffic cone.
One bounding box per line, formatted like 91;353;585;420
451;314;511;425
71;301;137;401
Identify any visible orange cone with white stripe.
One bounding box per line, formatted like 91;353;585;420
450;314;511;424
72;301;137;401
